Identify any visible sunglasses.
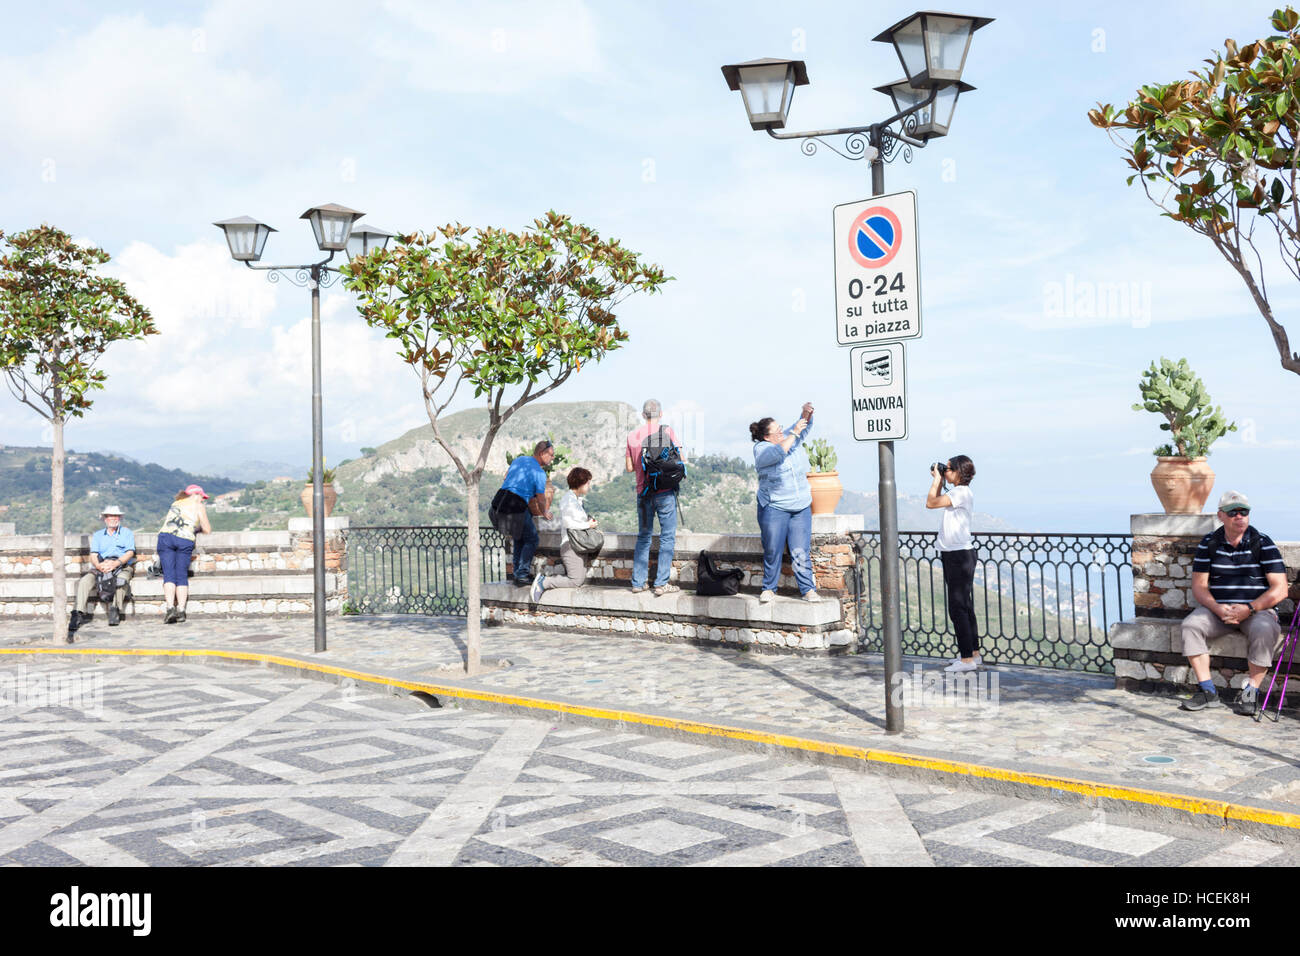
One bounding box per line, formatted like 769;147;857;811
1225;509;1250;517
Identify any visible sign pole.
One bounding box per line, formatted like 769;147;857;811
869;128;904;734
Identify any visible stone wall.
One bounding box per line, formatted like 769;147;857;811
0;518;349;618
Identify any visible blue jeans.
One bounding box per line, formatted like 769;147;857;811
633;492;678;588
157;532;195;587
757;503;814;594
512;512;539;584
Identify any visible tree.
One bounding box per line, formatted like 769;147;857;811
0;226;156;642
1089;7;1300;377
342;211;669;672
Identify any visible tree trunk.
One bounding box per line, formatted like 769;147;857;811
51;413;67;643
465;479;481;674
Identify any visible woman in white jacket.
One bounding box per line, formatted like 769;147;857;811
530;467;597;600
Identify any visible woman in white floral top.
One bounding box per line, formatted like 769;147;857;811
156;484;211;624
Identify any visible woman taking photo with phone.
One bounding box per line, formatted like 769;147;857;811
750;402;820;603
926;456;979;672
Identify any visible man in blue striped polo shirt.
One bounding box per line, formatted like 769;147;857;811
1180;491;1289;714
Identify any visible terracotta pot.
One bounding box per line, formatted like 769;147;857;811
301;483;338;519
806;471;843;516
1149;457;1214;514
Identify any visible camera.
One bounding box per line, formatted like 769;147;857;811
932;461;948;475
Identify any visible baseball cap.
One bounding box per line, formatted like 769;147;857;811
1218;490;1250;513
100;505;123;517
184;484;209;499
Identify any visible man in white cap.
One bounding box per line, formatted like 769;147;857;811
1180;491;1289;714
70;505;136;632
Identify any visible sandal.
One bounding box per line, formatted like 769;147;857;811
653;583;681;597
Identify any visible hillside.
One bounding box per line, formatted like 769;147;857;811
836;489;1017;533
0;445;244;535
0;403;1019;537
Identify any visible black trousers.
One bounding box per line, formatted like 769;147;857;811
940;547;979;658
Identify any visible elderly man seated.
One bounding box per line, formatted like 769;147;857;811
69;505;136;632
1180;491;1289;715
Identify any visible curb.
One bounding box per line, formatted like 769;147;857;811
6;645;1300;845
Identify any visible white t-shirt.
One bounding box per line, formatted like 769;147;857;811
557;490;592;533
938;484;973;552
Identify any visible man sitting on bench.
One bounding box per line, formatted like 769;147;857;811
70;505;136;632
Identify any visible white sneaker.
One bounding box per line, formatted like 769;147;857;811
529;576;546;603
803;590;821;603
759;590;775;603
944;659;979;673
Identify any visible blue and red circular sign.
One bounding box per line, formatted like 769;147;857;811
847;206;903;268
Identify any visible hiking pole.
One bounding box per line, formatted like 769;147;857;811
1258;603;1300;723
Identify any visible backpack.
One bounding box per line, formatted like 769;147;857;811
696;550;743;596
640;425;686;498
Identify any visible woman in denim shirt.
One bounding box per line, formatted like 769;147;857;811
750;402;819;603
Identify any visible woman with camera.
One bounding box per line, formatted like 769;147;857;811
750;402;819;603
926;456;979;671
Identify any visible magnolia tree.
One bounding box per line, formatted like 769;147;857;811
0;226;156;642
342;211;670;672
1090;7;1300;376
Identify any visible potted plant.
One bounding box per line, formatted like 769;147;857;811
302;463;339;518
804;438;843;515
1132;357;1236;514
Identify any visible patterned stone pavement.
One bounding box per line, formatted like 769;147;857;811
3;613;1300;820
0;658;1289;866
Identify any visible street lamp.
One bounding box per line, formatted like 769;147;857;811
213;202;391;653
346;224;396;260
721;11;991;734
871;11;993;88
720;58;810;130
873;79;975;140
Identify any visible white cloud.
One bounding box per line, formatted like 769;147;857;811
373;0;604;94
0;14;285;171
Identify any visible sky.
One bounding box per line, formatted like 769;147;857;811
2;0;1298;536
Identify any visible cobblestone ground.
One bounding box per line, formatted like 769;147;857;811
0;659;1290;866
4;614;1299;815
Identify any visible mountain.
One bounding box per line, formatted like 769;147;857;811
0;445;244;535
344;401;639;487
836;489;1019;533
9;402;1019;537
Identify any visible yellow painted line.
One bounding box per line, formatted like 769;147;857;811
5;645;1300;834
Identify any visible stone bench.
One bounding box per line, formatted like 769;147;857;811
481;580;853;654
483;515;865;655
0;519;349;619
1111;616;1295;694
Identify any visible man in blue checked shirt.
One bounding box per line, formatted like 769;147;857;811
70;505;136;632
1180;491;1290;715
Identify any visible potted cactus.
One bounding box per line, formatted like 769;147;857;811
302;463;339;518
804;438;843;515
1132;358;1235;514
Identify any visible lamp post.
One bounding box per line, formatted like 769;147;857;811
214;205;392;653
722;11;991;733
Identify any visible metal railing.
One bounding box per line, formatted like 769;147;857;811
343;524;1133;675
344;526;509;615
852;531;1132;674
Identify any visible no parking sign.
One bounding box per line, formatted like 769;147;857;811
832;191;921;347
